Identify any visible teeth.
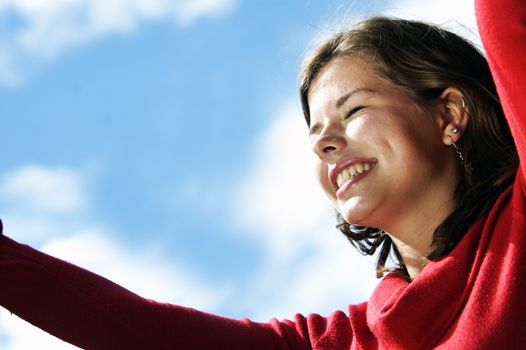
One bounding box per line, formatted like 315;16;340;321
336;163;373;187
342;168;350;180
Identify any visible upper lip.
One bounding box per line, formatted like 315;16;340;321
329;157;377;189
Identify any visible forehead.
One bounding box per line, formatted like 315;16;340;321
307;56;415;124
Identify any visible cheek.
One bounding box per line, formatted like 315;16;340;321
315;162;334;197
345;117;369;138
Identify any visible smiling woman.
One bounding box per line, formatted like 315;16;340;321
300;17;517;280
1;0;526;348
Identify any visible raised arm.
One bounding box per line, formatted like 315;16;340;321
476;0;526;175
0;222;316;349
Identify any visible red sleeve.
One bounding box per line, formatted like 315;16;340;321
476;0;526;178
0;231;313;349
0;222;365;349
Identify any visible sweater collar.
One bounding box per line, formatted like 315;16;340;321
366;215;488;349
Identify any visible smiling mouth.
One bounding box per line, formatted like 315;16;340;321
336;163;373;188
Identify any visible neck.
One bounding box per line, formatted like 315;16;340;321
389;235;432;280
386;191;456;280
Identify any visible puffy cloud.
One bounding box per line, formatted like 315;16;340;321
0;165;87;214
174;0;236;25
41;229;230;308
0;0;237;87
0;165;89;243
232;102;331;258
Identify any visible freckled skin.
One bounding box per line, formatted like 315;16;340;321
308;56;459;238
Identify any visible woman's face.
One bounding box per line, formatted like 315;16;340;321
308;56;458;232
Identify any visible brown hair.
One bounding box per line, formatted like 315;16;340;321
299;17;518;278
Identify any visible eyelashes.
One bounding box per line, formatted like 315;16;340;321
309;105;367;136
345;105;366;119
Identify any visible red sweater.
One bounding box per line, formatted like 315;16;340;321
1;0;525;348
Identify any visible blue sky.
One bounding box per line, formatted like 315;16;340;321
0;0;477;348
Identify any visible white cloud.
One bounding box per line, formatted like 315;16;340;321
0;0;237;87
0;165;89;243
0;165;86;214
254;238;379;321
41;229;230;308
232;102;332;258
174;0;236;25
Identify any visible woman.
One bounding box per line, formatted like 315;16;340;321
1;0;524;348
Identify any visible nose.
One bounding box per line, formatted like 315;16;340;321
312;125;347;162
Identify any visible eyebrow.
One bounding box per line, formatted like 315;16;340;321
336;87;376;108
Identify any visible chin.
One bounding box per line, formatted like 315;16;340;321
338;200;379;228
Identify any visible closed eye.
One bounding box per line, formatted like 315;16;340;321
345;105;366;119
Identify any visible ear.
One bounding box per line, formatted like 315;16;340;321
436;87;469;146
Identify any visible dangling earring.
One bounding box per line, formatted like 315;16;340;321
451;141;473;175
448;127;473;178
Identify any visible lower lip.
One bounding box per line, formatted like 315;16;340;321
335;167;374;200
